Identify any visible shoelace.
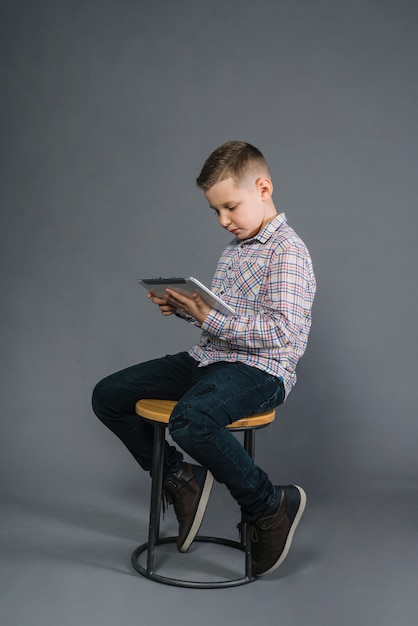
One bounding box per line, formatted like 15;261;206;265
237;520;259;543
161;491;169;519
162;474;197;517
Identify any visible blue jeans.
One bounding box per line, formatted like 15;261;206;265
92;352;285;518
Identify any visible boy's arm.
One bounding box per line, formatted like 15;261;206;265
147;291;204;327
174;308;202;328
201;244;315;349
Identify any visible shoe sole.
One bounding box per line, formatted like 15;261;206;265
257;485;307;576
178;470;214;553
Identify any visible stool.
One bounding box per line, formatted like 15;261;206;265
131;398;275;588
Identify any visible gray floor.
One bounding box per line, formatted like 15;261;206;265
1;478;417;626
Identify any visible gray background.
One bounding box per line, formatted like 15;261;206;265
1;0;417;624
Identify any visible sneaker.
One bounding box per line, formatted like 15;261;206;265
250;485;307;576
163;462;214;553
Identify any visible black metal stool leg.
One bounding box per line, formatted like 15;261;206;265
146;423;165;574
244;429;255;458
242;428;256;577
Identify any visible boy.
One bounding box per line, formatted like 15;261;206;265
92;141;316;576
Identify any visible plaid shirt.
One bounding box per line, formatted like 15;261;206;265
188;213;316;398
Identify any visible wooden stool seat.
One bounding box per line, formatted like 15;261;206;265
131;398;275;588
134;398;276;429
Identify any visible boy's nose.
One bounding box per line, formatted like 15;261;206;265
219;214;231;227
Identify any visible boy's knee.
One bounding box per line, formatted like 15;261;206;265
91;377;113;418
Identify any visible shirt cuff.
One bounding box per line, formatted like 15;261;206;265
175;309;202;327
201;309;227;335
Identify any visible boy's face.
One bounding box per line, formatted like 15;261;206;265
204;176;276;240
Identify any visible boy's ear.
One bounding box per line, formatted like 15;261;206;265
255;177;273;200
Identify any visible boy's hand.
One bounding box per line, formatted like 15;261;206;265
165;288;211;325
147;292;177;316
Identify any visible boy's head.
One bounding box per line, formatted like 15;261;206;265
197;141;277;240
196;141;271;191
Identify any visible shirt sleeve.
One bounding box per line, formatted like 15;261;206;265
201;243;313;349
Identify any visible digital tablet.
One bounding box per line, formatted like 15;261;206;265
138;276;236;316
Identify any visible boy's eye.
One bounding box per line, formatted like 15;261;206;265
211;205;236;216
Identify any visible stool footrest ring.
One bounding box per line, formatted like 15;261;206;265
131;535;257;589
